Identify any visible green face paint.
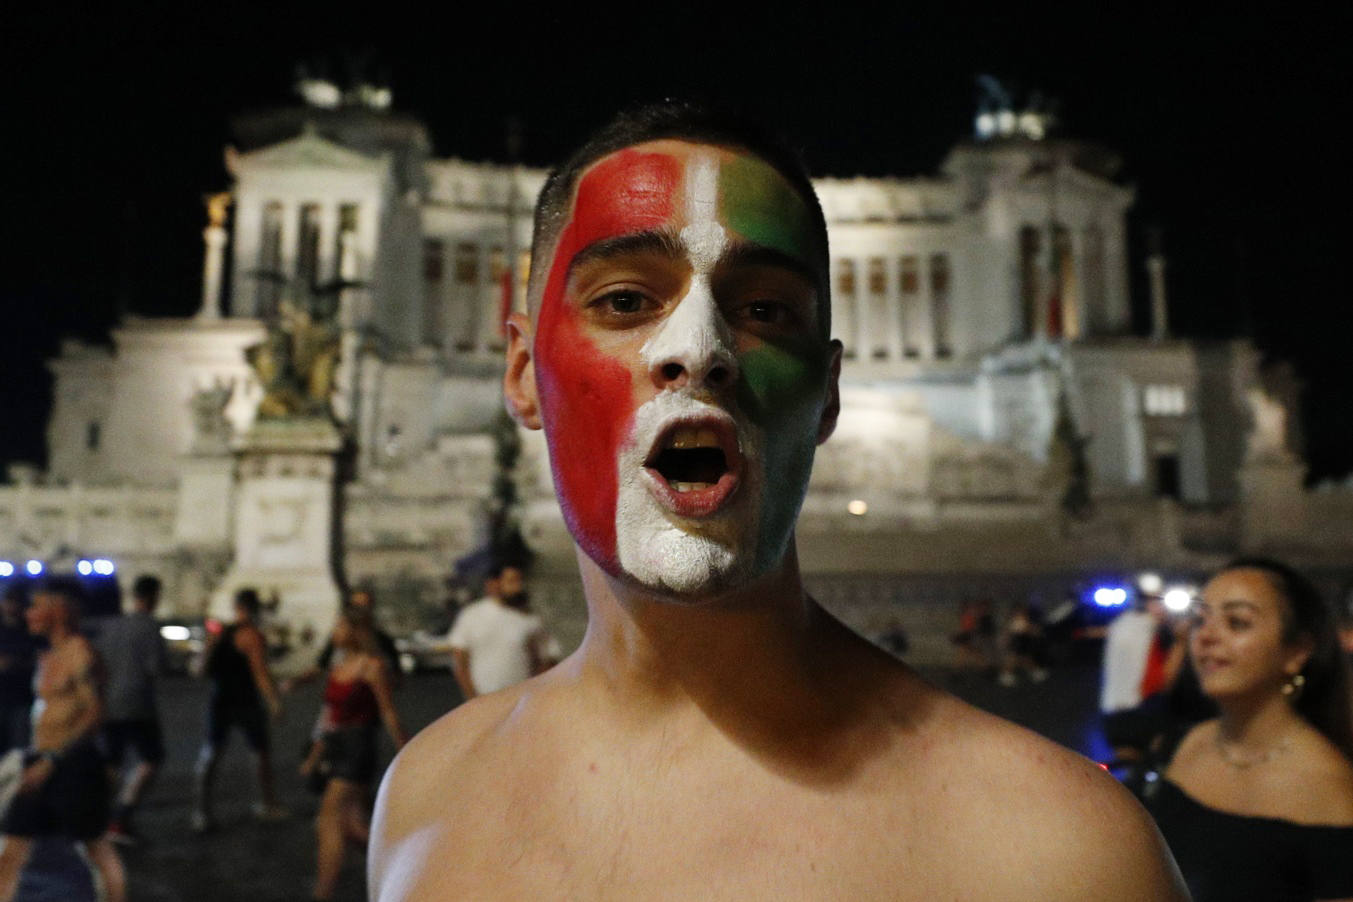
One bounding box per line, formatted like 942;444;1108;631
718;156;816;264
736;341;831;569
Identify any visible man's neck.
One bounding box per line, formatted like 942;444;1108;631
575;544;833;712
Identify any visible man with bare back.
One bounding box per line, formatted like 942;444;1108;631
370;103;1187;900
0;577;125;902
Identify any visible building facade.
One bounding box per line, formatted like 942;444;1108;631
4;86;1345;661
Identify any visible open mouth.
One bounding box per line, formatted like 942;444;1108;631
642;419;741;516
651;427;728;492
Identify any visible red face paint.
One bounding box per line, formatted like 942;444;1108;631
533;150;681;570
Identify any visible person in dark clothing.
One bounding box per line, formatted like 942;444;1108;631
97;574;169;845
0;587;38;753
192;588;284;832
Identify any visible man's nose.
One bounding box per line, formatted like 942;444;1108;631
642;278;738;392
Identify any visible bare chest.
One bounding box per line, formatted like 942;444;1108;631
391;768;1008;901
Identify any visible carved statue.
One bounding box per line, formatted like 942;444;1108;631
247;295;341;421
1245;388;1293;463
205;192;232;229
189;383;234;451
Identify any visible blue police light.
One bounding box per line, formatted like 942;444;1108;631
92;559;115;576
77;560;94;576
1092;586;1130;608
25;560;43;577
0;562;13;578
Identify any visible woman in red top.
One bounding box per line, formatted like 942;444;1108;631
309;605;406;901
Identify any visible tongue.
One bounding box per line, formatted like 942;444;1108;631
654;447;726;486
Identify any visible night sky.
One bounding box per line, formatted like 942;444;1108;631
3;4;1348;478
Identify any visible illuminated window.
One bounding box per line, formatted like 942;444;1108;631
454;243;479;284
867;258;888;359
1143;384;1186;416
867;258;886;294
899;256;920;358
835;259;857;358
931;253;951;358
836;259;856;297
297;203;322;289
423;239;444;282
257;201;283;317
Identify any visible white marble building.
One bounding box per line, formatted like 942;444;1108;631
4;85;1343;658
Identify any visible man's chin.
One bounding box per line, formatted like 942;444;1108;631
613;530;756;600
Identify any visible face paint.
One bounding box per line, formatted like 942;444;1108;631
533;150;682;571
718;155;816;264
533;141;832;595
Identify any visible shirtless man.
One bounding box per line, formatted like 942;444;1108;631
0;577;125;902
370;103;1186;900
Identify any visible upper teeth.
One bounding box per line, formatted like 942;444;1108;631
665;427;720;450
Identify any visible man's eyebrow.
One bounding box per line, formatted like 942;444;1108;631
715;242;820;287
566;230;685;279
1220;600;1260;611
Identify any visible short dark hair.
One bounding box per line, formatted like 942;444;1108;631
528;100;831;329
234;587;262;618
1220;557;1353;760
132;574;162;604
487;561;524;581
33;575;87;618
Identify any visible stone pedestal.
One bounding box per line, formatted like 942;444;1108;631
212;418;345;642
1239;460;1308;550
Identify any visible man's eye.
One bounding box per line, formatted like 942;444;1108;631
589;293;652;317
744;300;792;325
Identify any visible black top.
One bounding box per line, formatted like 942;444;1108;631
1148;778;1353;902
206;625;260;708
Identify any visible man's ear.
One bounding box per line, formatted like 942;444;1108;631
503;312;542;430
816;339;843;445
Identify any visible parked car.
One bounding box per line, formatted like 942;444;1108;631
394;630;455;674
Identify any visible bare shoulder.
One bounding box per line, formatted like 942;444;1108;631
914;690;1186;900
1285;725;1353;824
369;680;535;895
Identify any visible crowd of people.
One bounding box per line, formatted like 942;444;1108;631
0;563;556;901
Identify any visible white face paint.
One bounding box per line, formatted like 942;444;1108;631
612;152;766;597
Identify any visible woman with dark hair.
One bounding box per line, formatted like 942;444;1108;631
306;605;406;901
1149;557;1353;901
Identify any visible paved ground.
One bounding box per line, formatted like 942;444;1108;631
13;658;1114;901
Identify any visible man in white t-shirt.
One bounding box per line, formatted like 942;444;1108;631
448;565;559;699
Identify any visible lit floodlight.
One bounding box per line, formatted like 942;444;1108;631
93;559;115;576
1163;588;1193;614
1093;586;1129;608
975;112;996;139
25;560;43;576
1137;572;1164;595
76;560;94;576
0;562;12;578
847;499;868;516
1017;112;1045;140
996;110;1017;136
160;625;191;642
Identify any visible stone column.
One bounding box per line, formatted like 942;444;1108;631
199;193;231;319
856;258;872;363
1147;253;1169;341
885;255;903;361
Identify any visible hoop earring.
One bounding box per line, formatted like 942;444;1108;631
1282;672;1306;700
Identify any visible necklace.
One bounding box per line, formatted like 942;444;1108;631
1214;731;1293;769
